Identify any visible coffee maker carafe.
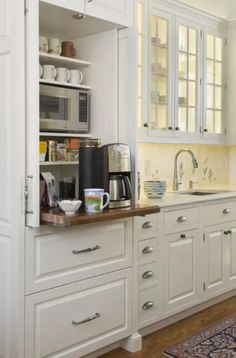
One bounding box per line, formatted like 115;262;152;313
102;144;132;208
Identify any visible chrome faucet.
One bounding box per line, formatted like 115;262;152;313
173;149;198;191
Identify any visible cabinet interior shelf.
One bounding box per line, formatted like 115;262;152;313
40;79;91;90
40;161;78;166
39;53;91;69
40;132;91;138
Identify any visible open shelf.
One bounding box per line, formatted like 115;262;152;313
39;52;91;69
40;161;78;166
40;132;91;138
40;79;91;90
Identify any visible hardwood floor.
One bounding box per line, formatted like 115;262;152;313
100;296;236;358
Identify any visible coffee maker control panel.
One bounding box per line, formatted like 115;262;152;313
108;144;131;173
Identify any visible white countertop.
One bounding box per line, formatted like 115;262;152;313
139;185;236;208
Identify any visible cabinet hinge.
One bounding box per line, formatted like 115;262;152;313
24;0;29;15
203;233;205;241
224;128;227;136
200;30;203;38
203;283;206;291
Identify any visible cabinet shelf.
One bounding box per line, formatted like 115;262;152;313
39;79;91;90
40;132;91;138
39;53;91;69
40;161;78;166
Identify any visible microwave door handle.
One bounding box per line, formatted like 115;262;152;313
123;176;132;200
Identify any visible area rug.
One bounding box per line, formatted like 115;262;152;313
164;314;236;357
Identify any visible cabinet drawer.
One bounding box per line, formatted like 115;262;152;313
26;219;132;294
203;201;236;224
25;269;132;358
138;262;158;289
163;207;199;232
135;214;158;238
138;286;159;328
138;238;158;265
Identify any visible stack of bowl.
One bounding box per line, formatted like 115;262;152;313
143;180;167;198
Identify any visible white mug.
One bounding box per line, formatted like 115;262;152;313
42;65;57;81
56;67;70;83
39;36;48;53
39;64;43;78
48;38;61;55
69;69;83;85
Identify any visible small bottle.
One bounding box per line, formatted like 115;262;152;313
48;140;57;162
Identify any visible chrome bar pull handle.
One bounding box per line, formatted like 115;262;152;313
142;301;154;310
177;216;187;223
142;221;153;229
223;208;230;214
72;312;101;326
142;246;154;254
142;271;154;279
72;245;101;254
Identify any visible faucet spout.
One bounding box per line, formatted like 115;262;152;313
173;149;198;191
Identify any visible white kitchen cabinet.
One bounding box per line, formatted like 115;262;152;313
227;223;236;287
85;0;133;27
163;229;202;315
40;0;84;12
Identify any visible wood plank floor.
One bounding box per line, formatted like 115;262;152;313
100;296;236;358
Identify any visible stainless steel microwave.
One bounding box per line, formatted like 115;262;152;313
40;84;90;133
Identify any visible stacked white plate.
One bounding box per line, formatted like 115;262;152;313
144;180;167;199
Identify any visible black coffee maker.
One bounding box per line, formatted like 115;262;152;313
79;143;132;208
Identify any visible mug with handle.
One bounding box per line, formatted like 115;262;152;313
84;188;110;214
69;69;83;85
56;67;70;83
42;65;57;81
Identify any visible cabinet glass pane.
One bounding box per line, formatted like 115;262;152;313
178;107;187;131
207;85;214;108
215;37;223;61
188;108;196;132
158;18;168;46
215;86;222;110
215;62;222;85
179;53;187;79
189;55;196;80
206;110;214;133
151;16;157;40
137;2;143;33
188;81;196;107
189;28;197;54
215;111;222;134
179;25;187;52
158;105;167;129
207;60;214;84
158;76;167;100
179;80;187;105
207;35;214;59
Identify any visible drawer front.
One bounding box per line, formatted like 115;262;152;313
163;207;199;232
138;238;157;265
138;286;159;328
26;219;132;293
138;262;158;289
203;201;236;224
25;269;132;358
135;214;158;238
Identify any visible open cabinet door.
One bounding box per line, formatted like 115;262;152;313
25;0;40;227
0;0;25;356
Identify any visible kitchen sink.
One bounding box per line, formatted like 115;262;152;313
178;190;228;196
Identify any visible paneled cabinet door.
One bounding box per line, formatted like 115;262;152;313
39;0;84;12
204;225;227;297
163;229;202;316
85;0;133;27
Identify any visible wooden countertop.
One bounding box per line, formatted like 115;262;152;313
41;204;160;227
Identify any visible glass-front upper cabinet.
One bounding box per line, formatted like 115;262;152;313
175;20;200;137
204;32;225;139
149;10;173;137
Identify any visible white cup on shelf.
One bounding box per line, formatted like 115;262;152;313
69;69;83;85
56;67;70;83
48;38;61;56
39;36;48;53
42;65;57;81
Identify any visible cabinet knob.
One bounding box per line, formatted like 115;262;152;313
144;123;149;128
175;127;180;131
223;208;230;214
142;246;154;254
177;216;187;223
142;301;154;310
224;231;229;235
142;270;154;279
142;221;153;229
168;126;173;130
228;230;232;234
180;233;186;238
204;128;208;132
